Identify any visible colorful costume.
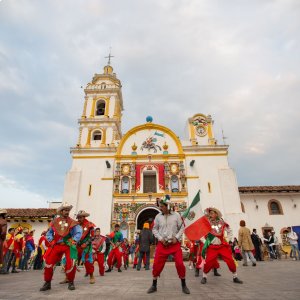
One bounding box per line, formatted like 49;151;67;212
77;218;95;276
92;234;106;275
200;207;242;284
106;229;124;271
40;203;82;291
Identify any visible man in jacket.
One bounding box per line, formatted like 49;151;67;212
238;220;256;266
137;222;153;271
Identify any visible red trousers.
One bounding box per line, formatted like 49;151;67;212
94;252;105;275
44;244;76;282
152;242;185;279
77;247;94;275
203;244;236;274
196;244;220;269
107;248;122;269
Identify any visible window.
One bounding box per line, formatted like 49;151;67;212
93;130;102;141
268;199;283;215
170;175;179;192
100;82;106;89
241;202;245;213
143;171;157;193
121;176;130;194
96;100;106;116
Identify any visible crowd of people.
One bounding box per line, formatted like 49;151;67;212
0;200;299;294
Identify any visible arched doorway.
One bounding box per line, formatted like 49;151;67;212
136;206;160;230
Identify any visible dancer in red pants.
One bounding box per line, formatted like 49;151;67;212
200;207;243;285
40;203;82;292
105;224;123;272
147;195;190;294
92;228;106;276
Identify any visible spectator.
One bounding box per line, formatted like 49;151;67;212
0;209;8;273
287;227;300;260
263;231;276;260
251;229;263;261
20;230;35;271
137;223;153;271
238;220;256;266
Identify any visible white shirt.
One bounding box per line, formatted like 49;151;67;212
287;231;298;245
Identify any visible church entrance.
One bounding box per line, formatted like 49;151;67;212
136;207;160;230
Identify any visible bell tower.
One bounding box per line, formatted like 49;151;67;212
76;60;123;149
186;113;217;146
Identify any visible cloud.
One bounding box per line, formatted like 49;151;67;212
0;0;299;207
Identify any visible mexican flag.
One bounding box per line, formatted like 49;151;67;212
182;190;211;241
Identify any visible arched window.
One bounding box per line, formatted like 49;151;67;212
241;202;245;213
170;175;179;192
268;199;283;215
96;100;106;116
93;130;102;141
121;176;130;194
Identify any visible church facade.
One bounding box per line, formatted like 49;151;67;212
63;63;245;240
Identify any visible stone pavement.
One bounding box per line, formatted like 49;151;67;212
0;260;299;300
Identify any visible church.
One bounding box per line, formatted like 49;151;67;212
5;62;300;243
61;61;253;240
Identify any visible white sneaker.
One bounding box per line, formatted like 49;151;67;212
189;265;193;270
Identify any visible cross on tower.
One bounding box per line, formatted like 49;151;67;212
105;48;114;65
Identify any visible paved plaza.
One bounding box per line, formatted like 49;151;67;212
0;259;299;300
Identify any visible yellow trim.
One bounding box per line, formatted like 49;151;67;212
192;113;207;119
77;127;83;146
113;192;188;198
104;97;110;117
100;128;107;146
89;98;96;118
208;182;212;193
85;128;92;147
207;123;213;139
116;123;184;156
73;156;115;159
189;122;196;145
185;153;227;157
101;177;114;180
82;97;88;118
115;154;185;160
186;176;199;179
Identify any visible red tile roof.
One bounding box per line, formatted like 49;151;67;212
5;208;57;218
239;185;300;193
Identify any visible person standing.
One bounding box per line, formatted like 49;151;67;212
40;203;82;292
238;220;256;266
147;195;190;294
0;209;8;272
200;207;243;285
92;227;106;276
287;227;300;260
20;230;35;271
251;229;263;261
105;224;124;273
137;223;153;271
76;210;95;284
0;227;14;274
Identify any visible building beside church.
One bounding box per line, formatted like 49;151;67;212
62;62;245;240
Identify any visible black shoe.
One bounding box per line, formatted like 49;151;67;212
11;269;19;273
133;265;136;269
147;285;157;294
201;278;207;284
40;281;51;291
233;277;243;284
182;285;190;294
124;265;127;270
68;282;75;290
105;268;112;273
136;268;140;271
118;268;122;272
195;268;200;277
214;269;221;276
252;263;256;266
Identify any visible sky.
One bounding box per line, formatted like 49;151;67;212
0;0;299;208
